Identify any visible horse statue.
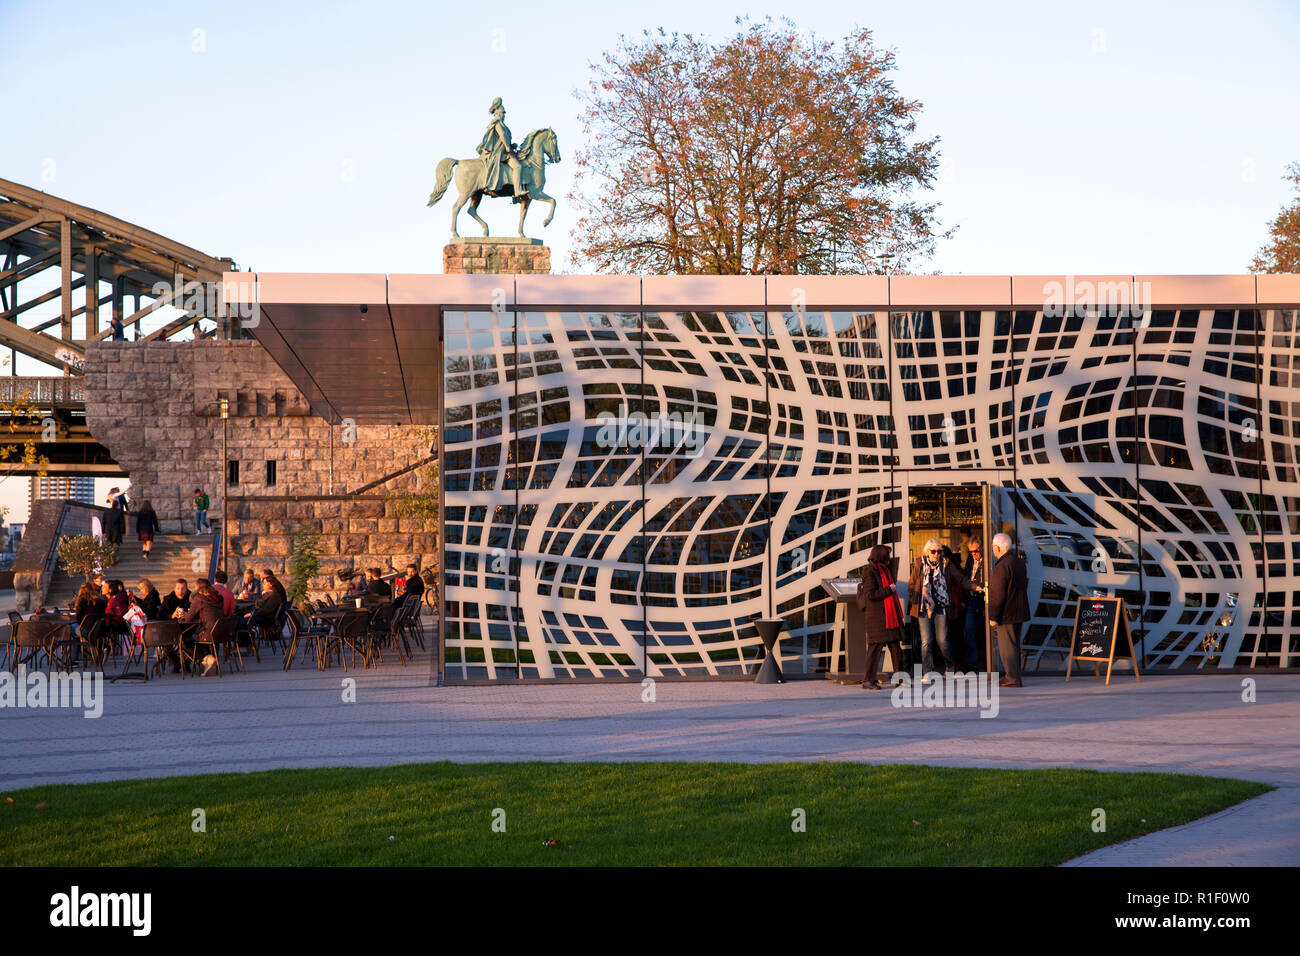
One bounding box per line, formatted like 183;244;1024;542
427;127;561;239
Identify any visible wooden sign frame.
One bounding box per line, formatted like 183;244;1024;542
1066;596;1141;685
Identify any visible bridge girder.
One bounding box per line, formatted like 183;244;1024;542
0;177;238;373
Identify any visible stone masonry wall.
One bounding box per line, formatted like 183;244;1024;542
443;241;550;274
82;340;437;593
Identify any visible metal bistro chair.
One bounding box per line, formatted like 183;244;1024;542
237;607;284;664
132;620;183;681
285;609;331;671
336;609;374;669
76;614;114;671
11;620;57;672
2;610;22;670
405;598;426;650
364;601;408;667
399;597;426;652
187;618;240;676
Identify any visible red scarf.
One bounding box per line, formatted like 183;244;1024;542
876;561;902;630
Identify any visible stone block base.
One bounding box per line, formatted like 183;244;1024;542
444;241;550;275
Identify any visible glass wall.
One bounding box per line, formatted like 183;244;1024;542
441;299;1293;678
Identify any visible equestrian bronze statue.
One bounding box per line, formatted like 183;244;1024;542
427;96;561;239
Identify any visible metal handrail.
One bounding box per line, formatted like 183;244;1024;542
0;377;86;405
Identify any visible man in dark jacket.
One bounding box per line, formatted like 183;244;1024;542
396;563;424;608
987;533;1030;687
961;538;986;672
366;568;392;598
161;579;191;620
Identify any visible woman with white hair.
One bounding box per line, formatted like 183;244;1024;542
907;537;979;682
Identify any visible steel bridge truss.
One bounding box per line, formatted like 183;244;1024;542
0;176;237;374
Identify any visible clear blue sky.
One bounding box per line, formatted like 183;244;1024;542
0;0;1297;519
2;0;1297;277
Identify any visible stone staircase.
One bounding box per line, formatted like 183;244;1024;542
44;533;218;609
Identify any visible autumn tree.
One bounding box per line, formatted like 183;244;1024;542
0;393;50;482
569;18;950;275
1251;162;1300;273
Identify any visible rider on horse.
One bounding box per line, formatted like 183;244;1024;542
477;97;527;203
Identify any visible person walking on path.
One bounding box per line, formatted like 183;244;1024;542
987;533;1030;688
193;488;211;534
855;545;906;690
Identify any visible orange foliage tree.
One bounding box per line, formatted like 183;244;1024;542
569;18;951;275
1251;162;1300;273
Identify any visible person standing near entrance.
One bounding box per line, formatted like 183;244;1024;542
193;488;211;534
907;538;977;682
856;545;905;689
987;533;1029;688
961;537;986;672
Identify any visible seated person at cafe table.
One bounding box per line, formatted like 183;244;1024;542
212;570;236;616
161;579;191;620
133;578;162;620
365;568;392;598
177;580;225;675
394;563;424;610
73;581;108;624
233;568;261;601
242;570;284;638
103;579;132;643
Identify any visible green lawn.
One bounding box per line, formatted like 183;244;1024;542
0;762;1271;866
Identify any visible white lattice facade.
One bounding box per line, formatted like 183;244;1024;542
440;291;1300;679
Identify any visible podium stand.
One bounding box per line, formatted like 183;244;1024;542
821;578;865;684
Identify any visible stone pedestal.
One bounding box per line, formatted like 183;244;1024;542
443;238;550;275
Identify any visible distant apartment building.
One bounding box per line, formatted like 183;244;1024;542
29;475;95;510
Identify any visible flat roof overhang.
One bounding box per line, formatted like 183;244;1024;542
223;272;1300;426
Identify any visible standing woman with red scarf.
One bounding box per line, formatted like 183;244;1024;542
855;545;906;689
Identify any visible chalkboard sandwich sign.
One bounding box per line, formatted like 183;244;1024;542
1066;596;1141;685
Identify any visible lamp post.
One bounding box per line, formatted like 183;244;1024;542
220;397;229;574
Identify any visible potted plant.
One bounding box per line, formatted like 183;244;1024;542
56;534;117;583
287;528;322;609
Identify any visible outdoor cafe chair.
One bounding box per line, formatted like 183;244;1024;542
285;609;331;671
130;620;183;681
76;614;114;671
335;609;371;669
2;610;21;669
364;602;408;667
398;597;425;652
11;620;57;672
236;612;282;664
186;618;240;676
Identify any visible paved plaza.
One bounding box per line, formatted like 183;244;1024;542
2;637;1296;865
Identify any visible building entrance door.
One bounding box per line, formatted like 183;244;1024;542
902;480;1017;674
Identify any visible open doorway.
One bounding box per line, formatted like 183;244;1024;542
906;485;983;568
904;484;987;672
